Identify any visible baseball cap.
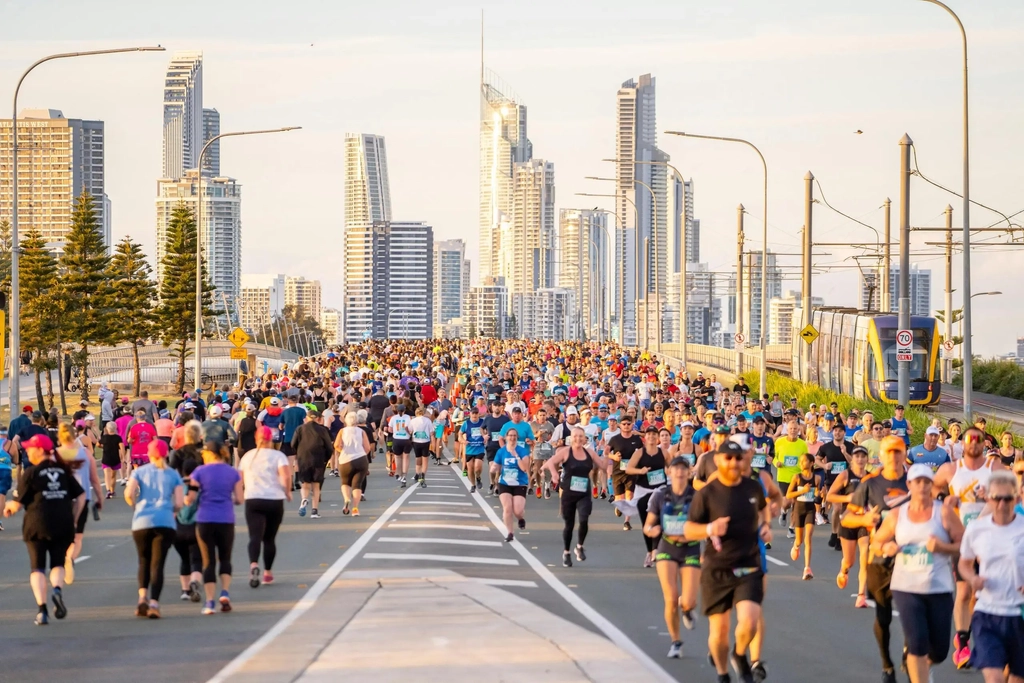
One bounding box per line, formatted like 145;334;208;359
23;433;54;451
245;403;256;412
715;440;745;457
148;440;169;459
925;426;942;436
668;455;691;468
598;404;609;411
730;433;753;450
270;397;280;406
511;406;523;413
21;404;33;413
895;404;906;411
735;414;747;422
565;406;579;416
208;405;223;418
907;463;935;482
680;421;696;428
714;425;731;435
752;415;766;424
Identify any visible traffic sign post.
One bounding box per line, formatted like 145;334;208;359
229;347;247;360
734;332;745;346
228;327;250;348
799;324;819;345
896;329;913;363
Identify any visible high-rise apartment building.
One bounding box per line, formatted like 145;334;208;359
343;221;433;342
284;276;322;321
162;51;203;180
466;276;509;339
498;159;555;296
320;307;342;346
741;250;783;346
239;273;285;332
860;266;932;316
155;170;241;305
668;178;699;272
0;109;110;253
202;108;220;176
519;288;576;341
769;290;825;345
480;69;532;282
434;239;468;326
344;133;391;228
559;209;610;339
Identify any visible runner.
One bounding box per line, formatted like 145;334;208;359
644;455;701;659
335;412;370;515
827;445;871;606
99;422;125;500
409;407;434;488
460;406;487;493
388;404;413;488
169;421;204;602
529;407;555;498
491;428;531;542
625;426;668;567
187;440;242;615
238;426;291;588
819;422;854;551
607;417;643;530
774;419;807;540
785;452;821;580
55;423;102;585
292;409;332;518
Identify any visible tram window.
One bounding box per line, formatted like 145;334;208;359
877;327;932;381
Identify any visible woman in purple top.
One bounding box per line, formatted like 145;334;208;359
186;440;242;615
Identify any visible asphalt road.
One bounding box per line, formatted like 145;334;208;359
0;451;986;683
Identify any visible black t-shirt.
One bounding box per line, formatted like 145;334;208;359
819;440;854;484
483;414;510;452
17;462;85;541
607;433;643;476
688;477;767;570
694;451;718;484
368;395;390;426
100;433;123;463
850;472;909;529
237;416;258;453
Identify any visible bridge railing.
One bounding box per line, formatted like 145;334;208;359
656;343;790;375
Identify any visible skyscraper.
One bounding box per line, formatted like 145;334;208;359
434;239;468;328
284;276;323;321
202;108;220;176
769;290;824;345
344;133;392;228
155;170;241;305
861;266;932;316
0;109;109;254
742;250;783;346
559;209;610;340
480;69;531;282
466;276;508;339
499;159;555;295
239;273;285;332
668;178;699;271
162;51;203;180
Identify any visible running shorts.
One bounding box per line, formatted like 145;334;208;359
75;505;89;534
838;524;868;542
497;484;528;498
298;463;326;485
612;472;635;497
700;566;765;616
339;457;369;489
465;450;485;461
971;611;1024;677
485;447;499;462
392;439;411;456
0;469;11;494
655;539;701;567
280;442;296;457
26;537;73;573
412;442;430;459
792;502;816;527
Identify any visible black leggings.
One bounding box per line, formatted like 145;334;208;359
132;527;174;600
560;493;592;551
867;563;896;671
196;522;234;584
636;494;660;553
174;524;202;576
339;458;369;491
245;499;284;569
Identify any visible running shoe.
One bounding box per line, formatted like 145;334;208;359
189;579;202;603
901;645;908;674
815;512;826;526
731;650;755;683
400;479;408;489
786;528;795;539
855;593;868;608
0;521;3;530
51;587;67;620
419;478;427;488
827;533;838;548
600;491;607;500
751;660;767;683
180;591;191;601
352;507;360;516
592;486;598;498
779;510;787;525
135;600;149;618
504;533;514;543
667;641;683;659
202;600;216;615
488;484;495;495
544;485;551;499
64;557;75;585
802;567;814;580
262;570;274;585
790;545;799;562
219;591;232;612
575;545;587;562
764;542;772;550
562;551;572;568
476;477;483;489
470;485;476;493
836;569;849;590
342;503;350;515
716;675;731;683
105;491;114;500
310;509;321;519
250;566;261;588
881;669;896;683
952;634;971;670
299;498;308;517
147;603;161;619
623;520;632;531
462;468;468;477
681;610;695;630
614;507;623;518
535;486;542;498
518;518;526;530
643;555;654;568
34;610;48;626
92;503;100;521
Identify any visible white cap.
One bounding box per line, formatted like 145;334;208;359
208;405;223;418
565;406;579;416
925;426;942;436
729;433;753;451
907;463;935;482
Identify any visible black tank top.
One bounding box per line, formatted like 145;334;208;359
561;447;594;495
843;469;865;497
636;446;667;491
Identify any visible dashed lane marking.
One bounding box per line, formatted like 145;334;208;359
387;523;492;531
377;536;504;548
362;552;519;566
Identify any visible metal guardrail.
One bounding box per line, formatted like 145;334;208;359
656;343;790;374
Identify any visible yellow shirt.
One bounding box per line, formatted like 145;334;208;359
775;437;809;484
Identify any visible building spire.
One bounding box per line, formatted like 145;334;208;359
480;9;485;91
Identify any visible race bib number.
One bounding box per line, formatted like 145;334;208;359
619;459;629;472
961;510;981;527
535;443;553;459
783;456;799;468
751;455;766;470
570;476;589;493
798;487;815;503
897;544;934;572
662;512;686;536
683;453;696;467
647;469;666;486
502;466;521;486
470;427;482;439
830;461;847;474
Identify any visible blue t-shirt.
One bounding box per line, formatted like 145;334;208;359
461;418;486;455
130;464;183;531
845;425;862;440
693;426;710;445
590;417;609;434
890;418;910;446
281;405;308;442
191;462;240;525
499;420;534;444
495;445;530;487
0;439;11;471
907;445;951;473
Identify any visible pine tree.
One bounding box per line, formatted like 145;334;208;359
20;229;58;410
108;236;158;396
60;190;113;400
155;203;216;393
0;218;12;302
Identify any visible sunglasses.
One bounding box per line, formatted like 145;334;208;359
721;453;743;461
990;495;1017;503
964;434;982;444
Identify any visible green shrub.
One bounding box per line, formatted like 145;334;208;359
957;359;1024;401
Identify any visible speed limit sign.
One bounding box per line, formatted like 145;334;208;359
896;330;913;347
896;329;914;362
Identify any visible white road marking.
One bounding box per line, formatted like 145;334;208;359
399;511;481;518
765;555;788;566
362;552;519;566
388;523;492;532
850;594;899;616
473;578;538;588
422;485;461;489
448;463;677;683
76;555;91;563
407;500;473;507
377;536;504;548
207;483;419;683
414;492;467;497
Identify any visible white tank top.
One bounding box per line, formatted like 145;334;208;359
949;456;996;527
890;502;954;595
339;426;367;465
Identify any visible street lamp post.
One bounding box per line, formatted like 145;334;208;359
918;0;973;419
666;131;769;398
193;127;300;394
8;45;165;411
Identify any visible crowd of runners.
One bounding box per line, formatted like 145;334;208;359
1;338;1023;683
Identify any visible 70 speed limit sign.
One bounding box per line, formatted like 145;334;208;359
896;329;913;362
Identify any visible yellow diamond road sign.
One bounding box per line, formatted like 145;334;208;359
800;324;819;345
228;327;250;348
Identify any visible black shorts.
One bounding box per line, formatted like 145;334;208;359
838;524;869;542
792;502;816;527
655;539;701;567
953;557;979;583
412;442;430;459
25;537;73;573
281;442;295;457
75;505;88;534
497;484;528;497
298;463;326;485
612;472;635;497
701;566;765;616
465;451;485;461
392;439;411;456
485;448;499;463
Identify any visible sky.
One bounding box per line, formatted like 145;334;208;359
2;0;1023;356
